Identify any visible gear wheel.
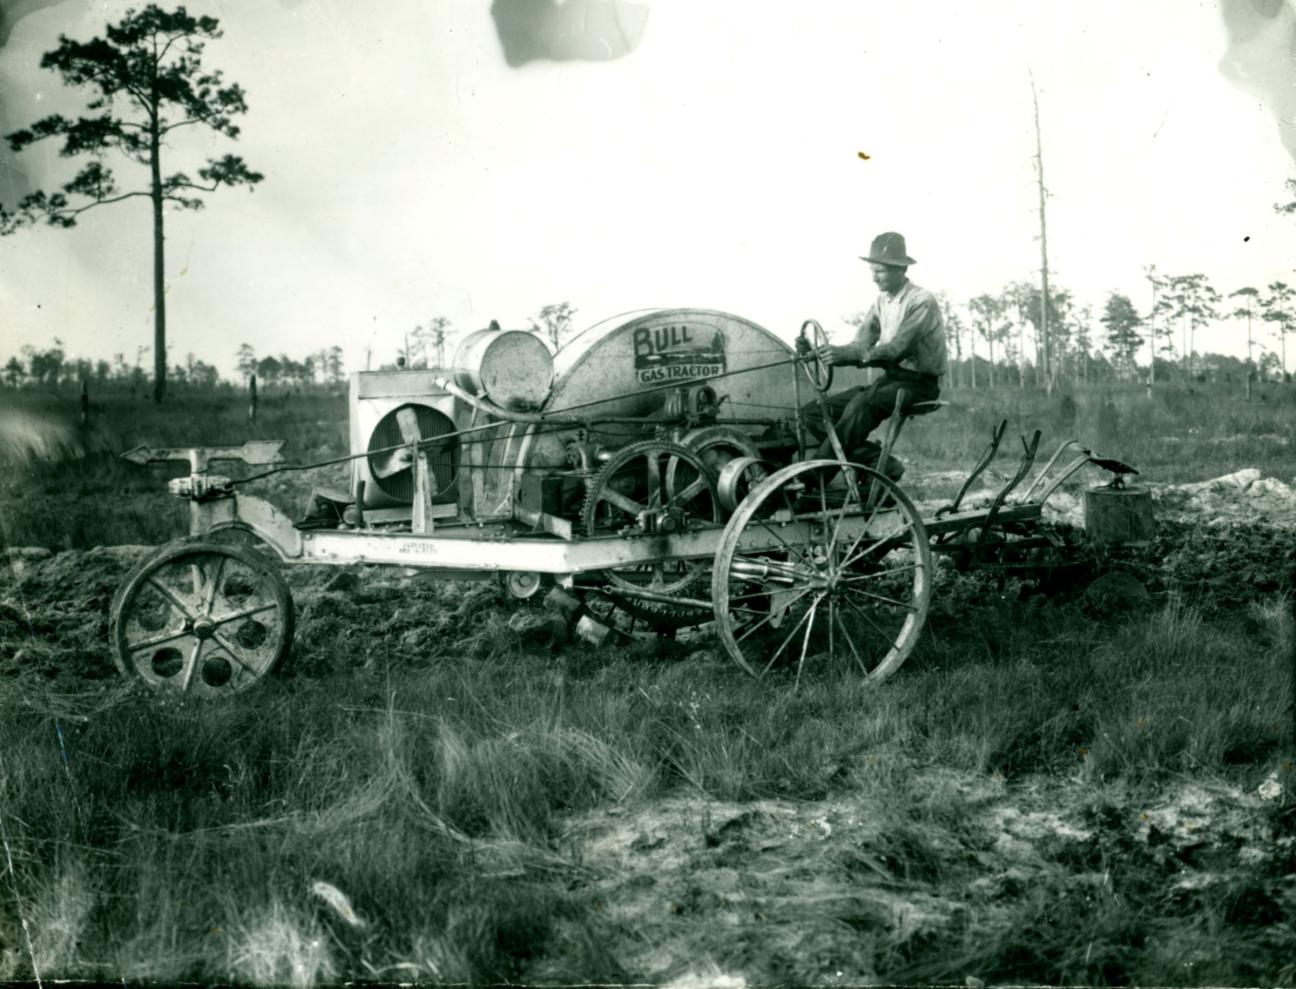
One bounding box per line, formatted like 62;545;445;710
580;439;720;618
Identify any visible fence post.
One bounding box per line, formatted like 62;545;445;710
79;379;89;426
248;374;258;424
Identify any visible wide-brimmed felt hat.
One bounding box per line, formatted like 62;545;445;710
860;231;915;267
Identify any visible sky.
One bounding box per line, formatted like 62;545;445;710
1;0;1295;379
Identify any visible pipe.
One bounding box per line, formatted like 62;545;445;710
435;376;583;425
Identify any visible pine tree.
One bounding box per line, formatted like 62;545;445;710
1;5;262;403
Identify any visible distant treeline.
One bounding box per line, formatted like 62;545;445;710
927;274;1293;390
5;279;1293;394
1;340;347;391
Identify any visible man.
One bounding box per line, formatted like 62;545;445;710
801;231;947;476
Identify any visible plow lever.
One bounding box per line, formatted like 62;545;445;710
936;419;1007;518
976;429;1041;538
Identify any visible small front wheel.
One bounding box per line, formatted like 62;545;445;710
110;541;294;696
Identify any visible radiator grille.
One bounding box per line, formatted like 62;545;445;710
366;403;458;502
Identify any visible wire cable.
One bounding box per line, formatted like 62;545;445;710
230;355;811;486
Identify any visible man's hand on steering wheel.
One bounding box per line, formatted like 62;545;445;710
816;343;858;367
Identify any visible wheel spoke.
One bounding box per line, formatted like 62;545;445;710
210;601;280;627
601;488;644;517
827;473;863;554
840;524;912;573
753;516;815;568
179;638;203;693
840;563;920;583
834;610;870;675
836;478;900;560
670;476;709;505
646;451;663;509
211;630;265;677
204;555;227;613
839;593;897;645
125;627;193;654
794;598;821;685
735;584;817;644
850;587;920;611
147;577;198;621
837;501;900;571
827;599;835;670
758;594;819;676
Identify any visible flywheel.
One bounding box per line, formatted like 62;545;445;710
580;439;720;628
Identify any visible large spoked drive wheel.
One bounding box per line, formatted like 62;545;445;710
110;541;294;696
711;460;931;683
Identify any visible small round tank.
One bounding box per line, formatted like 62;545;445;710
453;328;554;411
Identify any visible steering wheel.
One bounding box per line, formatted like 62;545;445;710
798;319;833;393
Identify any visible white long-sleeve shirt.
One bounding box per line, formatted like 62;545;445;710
848;280;948;376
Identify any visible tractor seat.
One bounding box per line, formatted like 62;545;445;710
905;400;949;418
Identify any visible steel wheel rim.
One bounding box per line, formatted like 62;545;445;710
110;542;294;696
711;460;931;683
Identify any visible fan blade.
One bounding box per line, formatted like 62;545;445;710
372;448;413;479
396;408;423;443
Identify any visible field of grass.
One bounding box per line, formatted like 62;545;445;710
1;380;1295;985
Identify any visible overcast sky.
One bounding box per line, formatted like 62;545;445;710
1;0;1294;378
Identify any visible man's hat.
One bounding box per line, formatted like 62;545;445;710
860;231;915;267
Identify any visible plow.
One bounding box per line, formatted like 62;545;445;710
110;308;1142;696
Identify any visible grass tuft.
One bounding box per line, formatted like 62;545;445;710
229;899;336;989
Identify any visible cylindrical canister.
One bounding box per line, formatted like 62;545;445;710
452;328;554;411
1084;484;1154;545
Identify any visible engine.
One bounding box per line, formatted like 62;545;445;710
348;308;799;527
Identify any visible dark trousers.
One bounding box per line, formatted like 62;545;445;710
800;368;941;462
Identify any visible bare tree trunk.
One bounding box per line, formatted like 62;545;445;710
1032;77;1052;396
952;315;962;388
1246;312;1253;401
1018;321;1026;388
1146;277;1157;401
150;102;167;405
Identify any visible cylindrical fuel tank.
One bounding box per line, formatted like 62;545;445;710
453;328;554;411
516;308;799;474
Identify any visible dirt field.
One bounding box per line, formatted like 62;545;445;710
5;467;1295;693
